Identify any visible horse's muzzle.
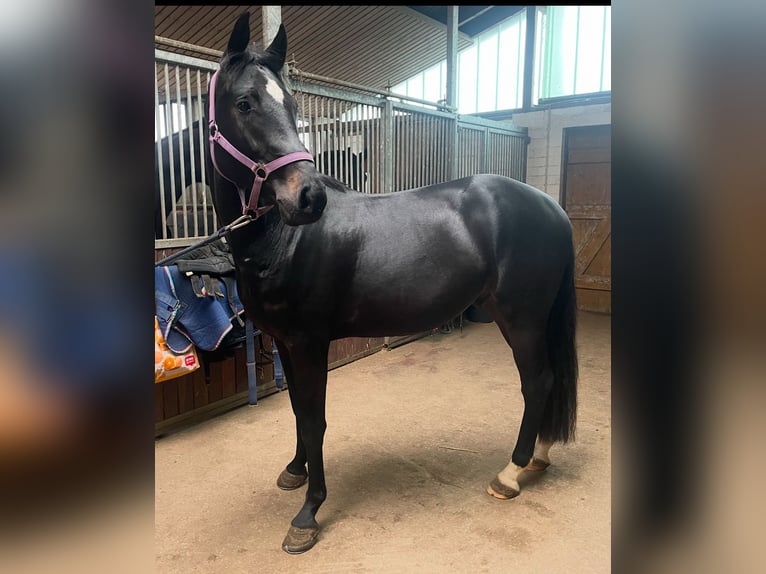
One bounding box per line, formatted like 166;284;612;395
275;176;326;226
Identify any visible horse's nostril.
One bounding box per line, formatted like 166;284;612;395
298;185;311;211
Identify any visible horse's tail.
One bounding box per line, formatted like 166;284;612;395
539;241;578;444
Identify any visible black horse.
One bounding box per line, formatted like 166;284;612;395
207;13;577;554
316;147;367;192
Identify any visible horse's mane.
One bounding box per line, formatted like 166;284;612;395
318;174;351;194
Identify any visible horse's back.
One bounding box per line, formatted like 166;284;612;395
314;174;571;336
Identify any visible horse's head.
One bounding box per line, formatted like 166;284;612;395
210;12;326;226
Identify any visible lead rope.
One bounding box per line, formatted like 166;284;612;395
154;214;253;268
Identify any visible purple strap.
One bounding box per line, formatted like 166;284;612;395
208;70;315;216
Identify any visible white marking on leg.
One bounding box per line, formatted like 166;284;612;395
533;439;553;464
497;461;526;491
265;77;284;105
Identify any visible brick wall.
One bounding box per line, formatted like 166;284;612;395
506;102;611;203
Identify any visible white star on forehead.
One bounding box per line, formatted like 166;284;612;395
264;76;284;105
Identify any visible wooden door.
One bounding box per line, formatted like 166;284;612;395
561;125;611;313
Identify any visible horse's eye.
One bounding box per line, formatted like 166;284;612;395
236;101;251;113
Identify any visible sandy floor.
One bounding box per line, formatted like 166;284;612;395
155;312;610;573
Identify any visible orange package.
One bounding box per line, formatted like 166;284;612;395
155;316;200;383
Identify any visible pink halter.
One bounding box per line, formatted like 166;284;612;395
208;70;315;217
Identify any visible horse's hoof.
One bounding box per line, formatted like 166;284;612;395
277;469;308;490
486;477;520;500
525;458;551;472
282;525;319;554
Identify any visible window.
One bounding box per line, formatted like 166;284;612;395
459;11;526;113
534;5;611;103
384;6;610;113
391;10;527;114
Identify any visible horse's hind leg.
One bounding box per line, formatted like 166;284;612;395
487;318;554;499
527;438;553;472
274;340;308;490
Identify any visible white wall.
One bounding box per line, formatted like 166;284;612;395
507;102;611;203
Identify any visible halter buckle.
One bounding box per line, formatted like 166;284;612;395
253;163;268;180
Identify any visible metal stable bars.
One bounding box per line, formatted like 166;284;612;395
154;48;529;247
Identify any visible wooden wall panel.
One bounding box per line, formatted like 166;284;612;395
562;124;611;314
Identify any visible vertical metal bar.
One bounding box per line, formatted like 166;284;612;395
317;97;324;175
446;6;458;109
356;102;363;192
416;113;421;186
397;109;403;190
381;100;393;194
349;101;355;189
325;97;330;176
422;114;427;187
450;117;459;181
308;93;315;166
155;68;167;241
339;99;346;186
511;137;515;179
406;111;412;189
404;109;409;189
362;104;368;192
420;114;425;187
427;118;434;186
373;104;379;193
336;99;342;184
344;100;350;188
353;102;360;191
573;6;580;94
600;6;607;91
415;113;420;188
346;102;359;191
245;319;257;405
402;109;407;190
522;133;528;182
272;337;284;390
362;104;377;193
482;128;489;173
523;6;536;110
367;104;373;193
440;118;446;182
344;101;350;188
330;98;335;178
409;112;415;189
163;64;177;238
174;65;188;238
185;68;199;237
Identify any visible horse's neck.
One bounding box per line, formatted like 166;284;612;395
228;211;298;270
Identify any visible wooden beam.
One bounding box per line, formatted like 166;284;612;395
261;5;282;45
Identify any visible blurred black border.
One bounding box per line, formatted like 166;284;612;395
2;1;760;571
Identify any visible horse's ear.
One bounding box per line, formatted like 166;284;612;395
263;24;288;73
227;12;251;55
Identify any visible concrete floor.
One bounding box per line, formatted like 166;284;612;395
155;312;610;573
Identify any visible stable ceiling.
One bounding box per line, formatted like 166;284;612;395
154;5;526;92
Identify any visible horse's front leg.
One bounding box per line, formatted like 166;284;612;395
274;340;309;490
279;336;330;554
